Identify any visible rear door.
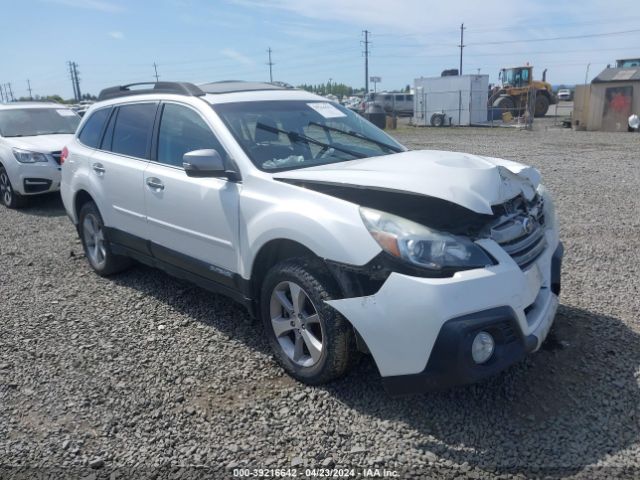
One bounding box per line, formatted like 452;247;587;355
91;102;158;250
143;101;240;280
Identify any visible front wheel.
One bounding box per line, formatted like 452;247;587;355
0;167;27;209
78;201;132;276
260;259;357;385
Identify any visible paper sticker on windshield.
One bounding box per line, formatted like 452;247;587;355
307;102;346;118
56;109;76;117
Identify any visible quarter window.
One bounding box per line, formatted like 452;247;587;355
156;103;226;167
111;103;157;159
78;107;110;148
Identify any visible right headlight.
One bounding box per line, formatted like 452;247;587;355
359;207;494;272
536;184;557;229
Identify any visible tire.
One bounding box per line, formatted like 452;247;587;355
534;93;550;117
0;166;27;209
260;258;357;385
493;96;515;115
78;201;132;276
430;113;445;127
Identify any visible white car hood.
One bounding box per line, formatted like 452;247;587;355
7;134;75;154
274;150;541;215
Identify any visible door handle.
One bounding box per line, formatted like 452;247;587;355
92;163;105;175
146;177;164;190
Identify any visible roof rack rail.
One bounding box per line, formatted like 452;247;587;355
98;82;205;101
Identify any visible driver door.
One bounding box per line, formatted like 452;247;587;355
143;102;240;278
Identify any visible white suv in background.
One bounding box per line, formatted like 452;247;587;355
61;81;563;394
0;102;80;208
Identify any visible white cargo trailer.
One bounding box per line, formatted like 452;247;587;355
413;75;489;126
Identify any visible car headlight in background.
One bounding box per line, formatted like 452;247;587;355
13;148;48;163
536;183;557;229
359;207;494;271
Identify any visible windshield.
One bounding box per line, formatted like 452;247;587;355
0;108;80;137
213;100;406;171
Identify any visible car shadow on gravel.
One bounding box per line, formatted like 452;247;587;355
18;193;66;217
323;304;640;476
101;265;640;475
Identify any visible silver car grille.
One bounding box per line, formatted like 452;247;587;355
490;194;546;270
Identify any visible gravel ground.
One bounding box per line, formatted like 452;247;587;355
1;121;639;479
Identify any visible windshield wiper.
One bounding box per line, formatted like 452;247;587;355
308;121;403;153
255;123;366;159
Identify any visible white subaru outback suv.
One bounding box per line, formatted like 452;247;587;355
0;102;80;208
61;81;563;394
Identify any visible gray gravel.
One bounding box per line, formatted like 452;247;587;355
1;121;639;479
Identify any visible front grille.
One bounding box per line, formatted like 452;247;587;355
490;194;546;269
51;151;61;165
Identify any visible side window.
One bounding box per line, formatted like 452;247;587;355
111;103;157;159
78;107;110;148
395;95;405;102
156;103;226;167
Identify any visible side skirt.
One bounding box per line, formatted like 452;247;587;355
105;228;255;317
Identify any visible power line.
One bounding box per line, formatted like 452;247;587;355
362;29;370;93
468;28;640;46
267;47;274;82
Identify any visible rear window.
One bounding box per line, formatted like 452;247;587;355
395;95;405;101
111;103;157;159
78;107;110;148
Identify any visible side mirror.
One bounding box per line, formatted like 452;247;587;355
183;149;226;178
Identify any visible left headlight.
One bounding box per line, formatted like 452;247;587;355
13;148;48;163
359;207;494;272
536;184;557;229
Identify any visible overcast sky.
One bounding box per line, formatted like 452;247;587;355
2;0;639;99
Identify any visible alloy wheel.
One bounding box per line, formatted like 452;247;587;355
269;281;324;367
0;171;12;206
82;213;107;269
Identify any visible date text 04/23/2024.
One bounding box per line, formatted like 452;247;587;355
232;468;400;478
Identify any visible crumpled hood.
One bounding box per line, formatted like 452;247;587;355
7;134;74;154
274;150;540;215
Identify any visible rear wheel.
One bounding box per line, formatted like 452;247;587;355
260;258;357;385
430;113;446;127
78;201;131;276
534;93;550;117
0;167;27;209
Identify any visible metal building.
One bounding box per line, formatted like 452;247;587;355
413;75;489;126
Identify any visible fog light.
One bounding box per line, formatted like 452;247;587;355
472;331;495;364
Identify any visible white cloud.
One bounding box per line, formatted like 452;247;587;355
42;0;124;13
220;48;255;66
108;31;125;40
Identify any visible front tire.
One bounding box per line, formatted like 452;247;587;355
78;201;131;276
0;167;27;209
534;93;550;117
260;258;357;385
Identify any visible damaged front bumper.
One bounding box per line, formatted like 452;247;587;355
326;231;563;396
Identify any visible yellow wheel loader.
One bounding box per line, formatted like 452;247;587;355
489;66;557;117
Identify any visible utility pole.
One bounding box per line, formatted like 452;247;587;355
153;62;160;82
362;30;370;93
458;23;465;76
267;48;274;83
7;83;14;101
72;62;82;101
0;84;5;103
68;61;78;101
27;79;33;100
